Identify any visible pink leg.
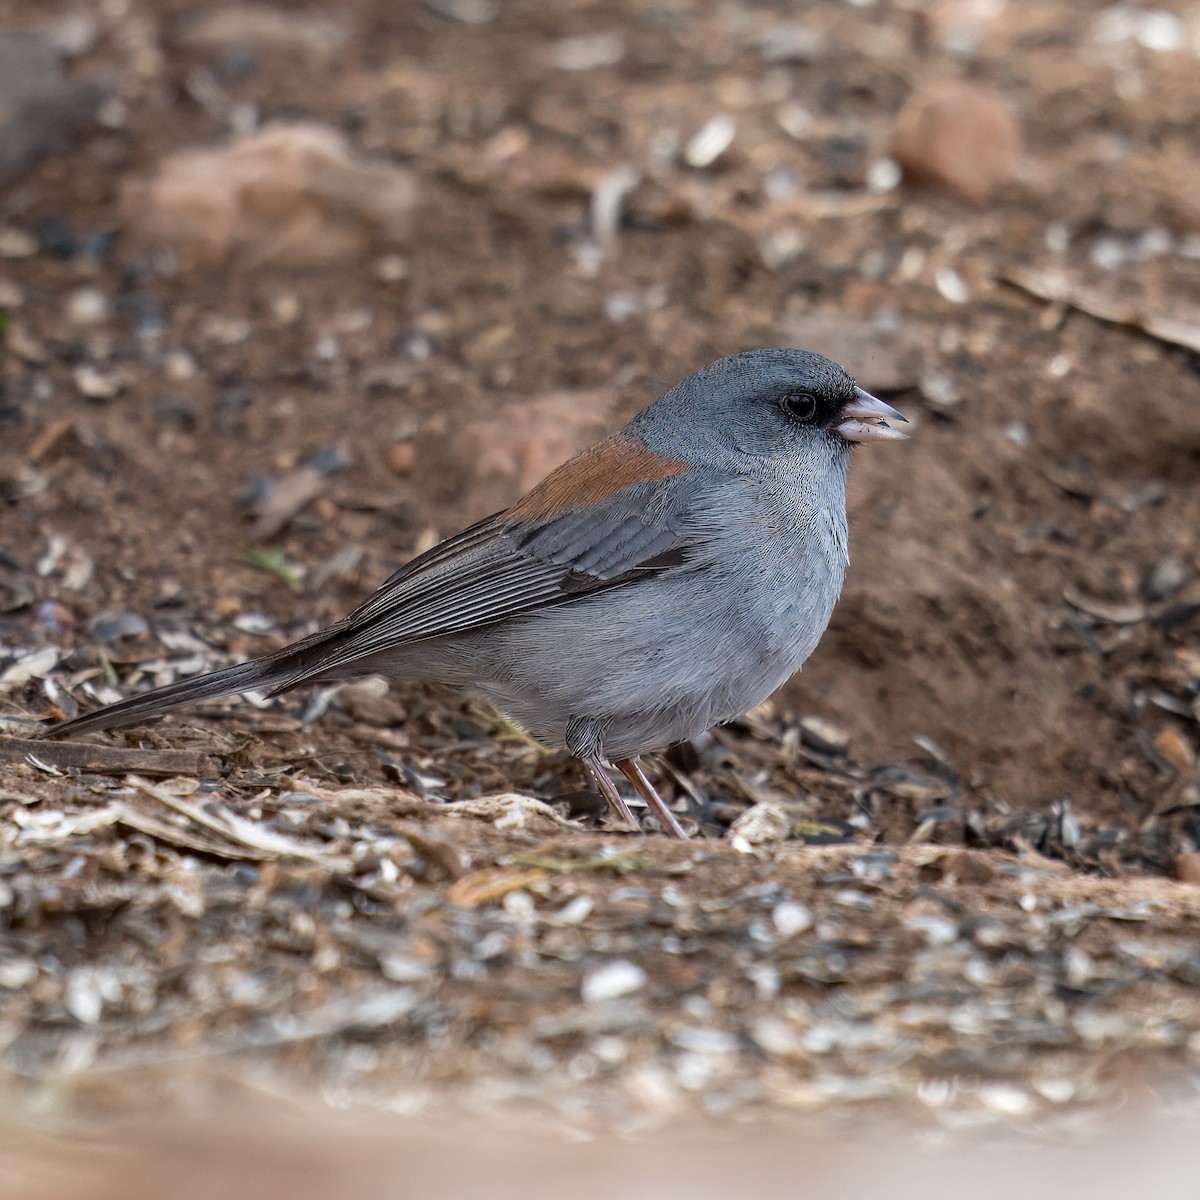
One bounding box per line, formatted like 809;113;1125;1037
616;758;688;840
582;753;640;832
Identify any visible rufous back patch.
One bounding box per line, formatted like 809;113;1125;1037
506;432;688;522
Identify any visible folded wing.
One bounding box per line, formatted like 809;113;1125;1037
49;434;706;735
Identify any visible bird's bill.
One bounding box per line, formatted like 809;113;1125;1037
833;387;909;443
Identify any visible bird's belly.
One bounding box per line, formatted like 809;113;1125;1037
421;556;844;760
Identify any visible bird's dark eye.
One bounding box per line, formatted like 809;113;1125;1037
781;392;819;423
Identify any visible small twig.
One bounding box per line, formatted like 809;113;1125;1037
128;776;352;868
0;735;219;778
1000;265;1200;354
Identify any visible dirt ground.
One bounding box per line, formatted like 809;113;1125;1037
1;0;1200;1182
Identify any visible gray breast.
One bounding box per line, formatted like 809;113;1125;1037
430;470;850;760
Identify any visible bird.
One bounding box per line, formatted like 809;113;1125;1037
48;348;907;838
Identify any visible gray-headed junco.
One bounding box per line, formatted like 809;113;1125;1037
50;349;907;837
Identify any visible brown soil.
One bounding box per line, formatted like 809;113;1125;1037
1;0;1199;1163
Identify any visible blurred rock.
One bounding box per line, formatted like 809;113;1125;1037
90;610;150;643
0;228;37;259
120;123;416;268
5;323;46;364
684;116;736;169
1174;852;1200;885
775;315;922;393
1152;727;1194;774
1092;5;1185;52
65;287;111;328
420;392;612;514
422;0;497;24
1145;556;1188;600
360;359;420;393
0;31;110;188
925;0;1008;56
890;82;1020;206
549;33;625;71
756;23;828;64
799;716;850;756
175;6;350;58
73;364;125;400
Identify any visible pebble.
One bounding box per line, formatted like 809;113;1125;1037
73;364;125;399
1091;236;1125;271
926;0;1006;56
977;1083;1033;1117
0;957;36;988
799;716;850;755
1173;852;1200;885
0;278;23;307
903;913;959;946
1064;946;1097;987
775;101;814;141
65;970;103;1025
6;323;47;364
387;442;417;476
163;348;198;381
378;952;432;983
202;315;252;345
550;33;625;71
890;81;1020;205
674;1052;714;1091
917;1078;955;1108
581;959;646;1003
865;157;902;193
1004;420;1030;447
0;228;37;258
232;611;276;635
375;254;409;284
935;266;970;304
921;368;964;412
757;23;828;64
127;294;166;339
1153;727;1194;774
1146;556;1188;599
65;286;110;327
759;229;806;271
397;332;433;360
1092;6;1184;52
729;803;791;848
751;1016;805;1057
422;0;496;24
549;895;594;926
850;851;896;882
762;166;801;202
362;360;420;392
90;609;149;642
772;900;814;938
670;1027;739;1055
684;116;736;169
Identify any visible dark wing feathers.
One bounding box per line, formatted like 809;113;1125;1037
48;472;706;736
268;479;700;689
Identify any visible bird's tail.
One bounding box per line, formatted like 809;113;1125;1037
45;635;331;739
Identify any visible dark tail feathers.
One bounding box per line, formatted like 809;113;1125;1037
47;653;295;739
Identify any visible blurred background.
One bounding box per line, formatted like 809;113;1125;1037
2;0;1200;1190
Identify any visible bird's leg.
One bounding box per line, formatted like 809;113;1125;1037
566;716;640;832
581;753;640;832
616;758;688;840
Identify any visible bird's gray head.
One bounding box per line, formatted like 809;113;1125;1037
628;348;907;470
